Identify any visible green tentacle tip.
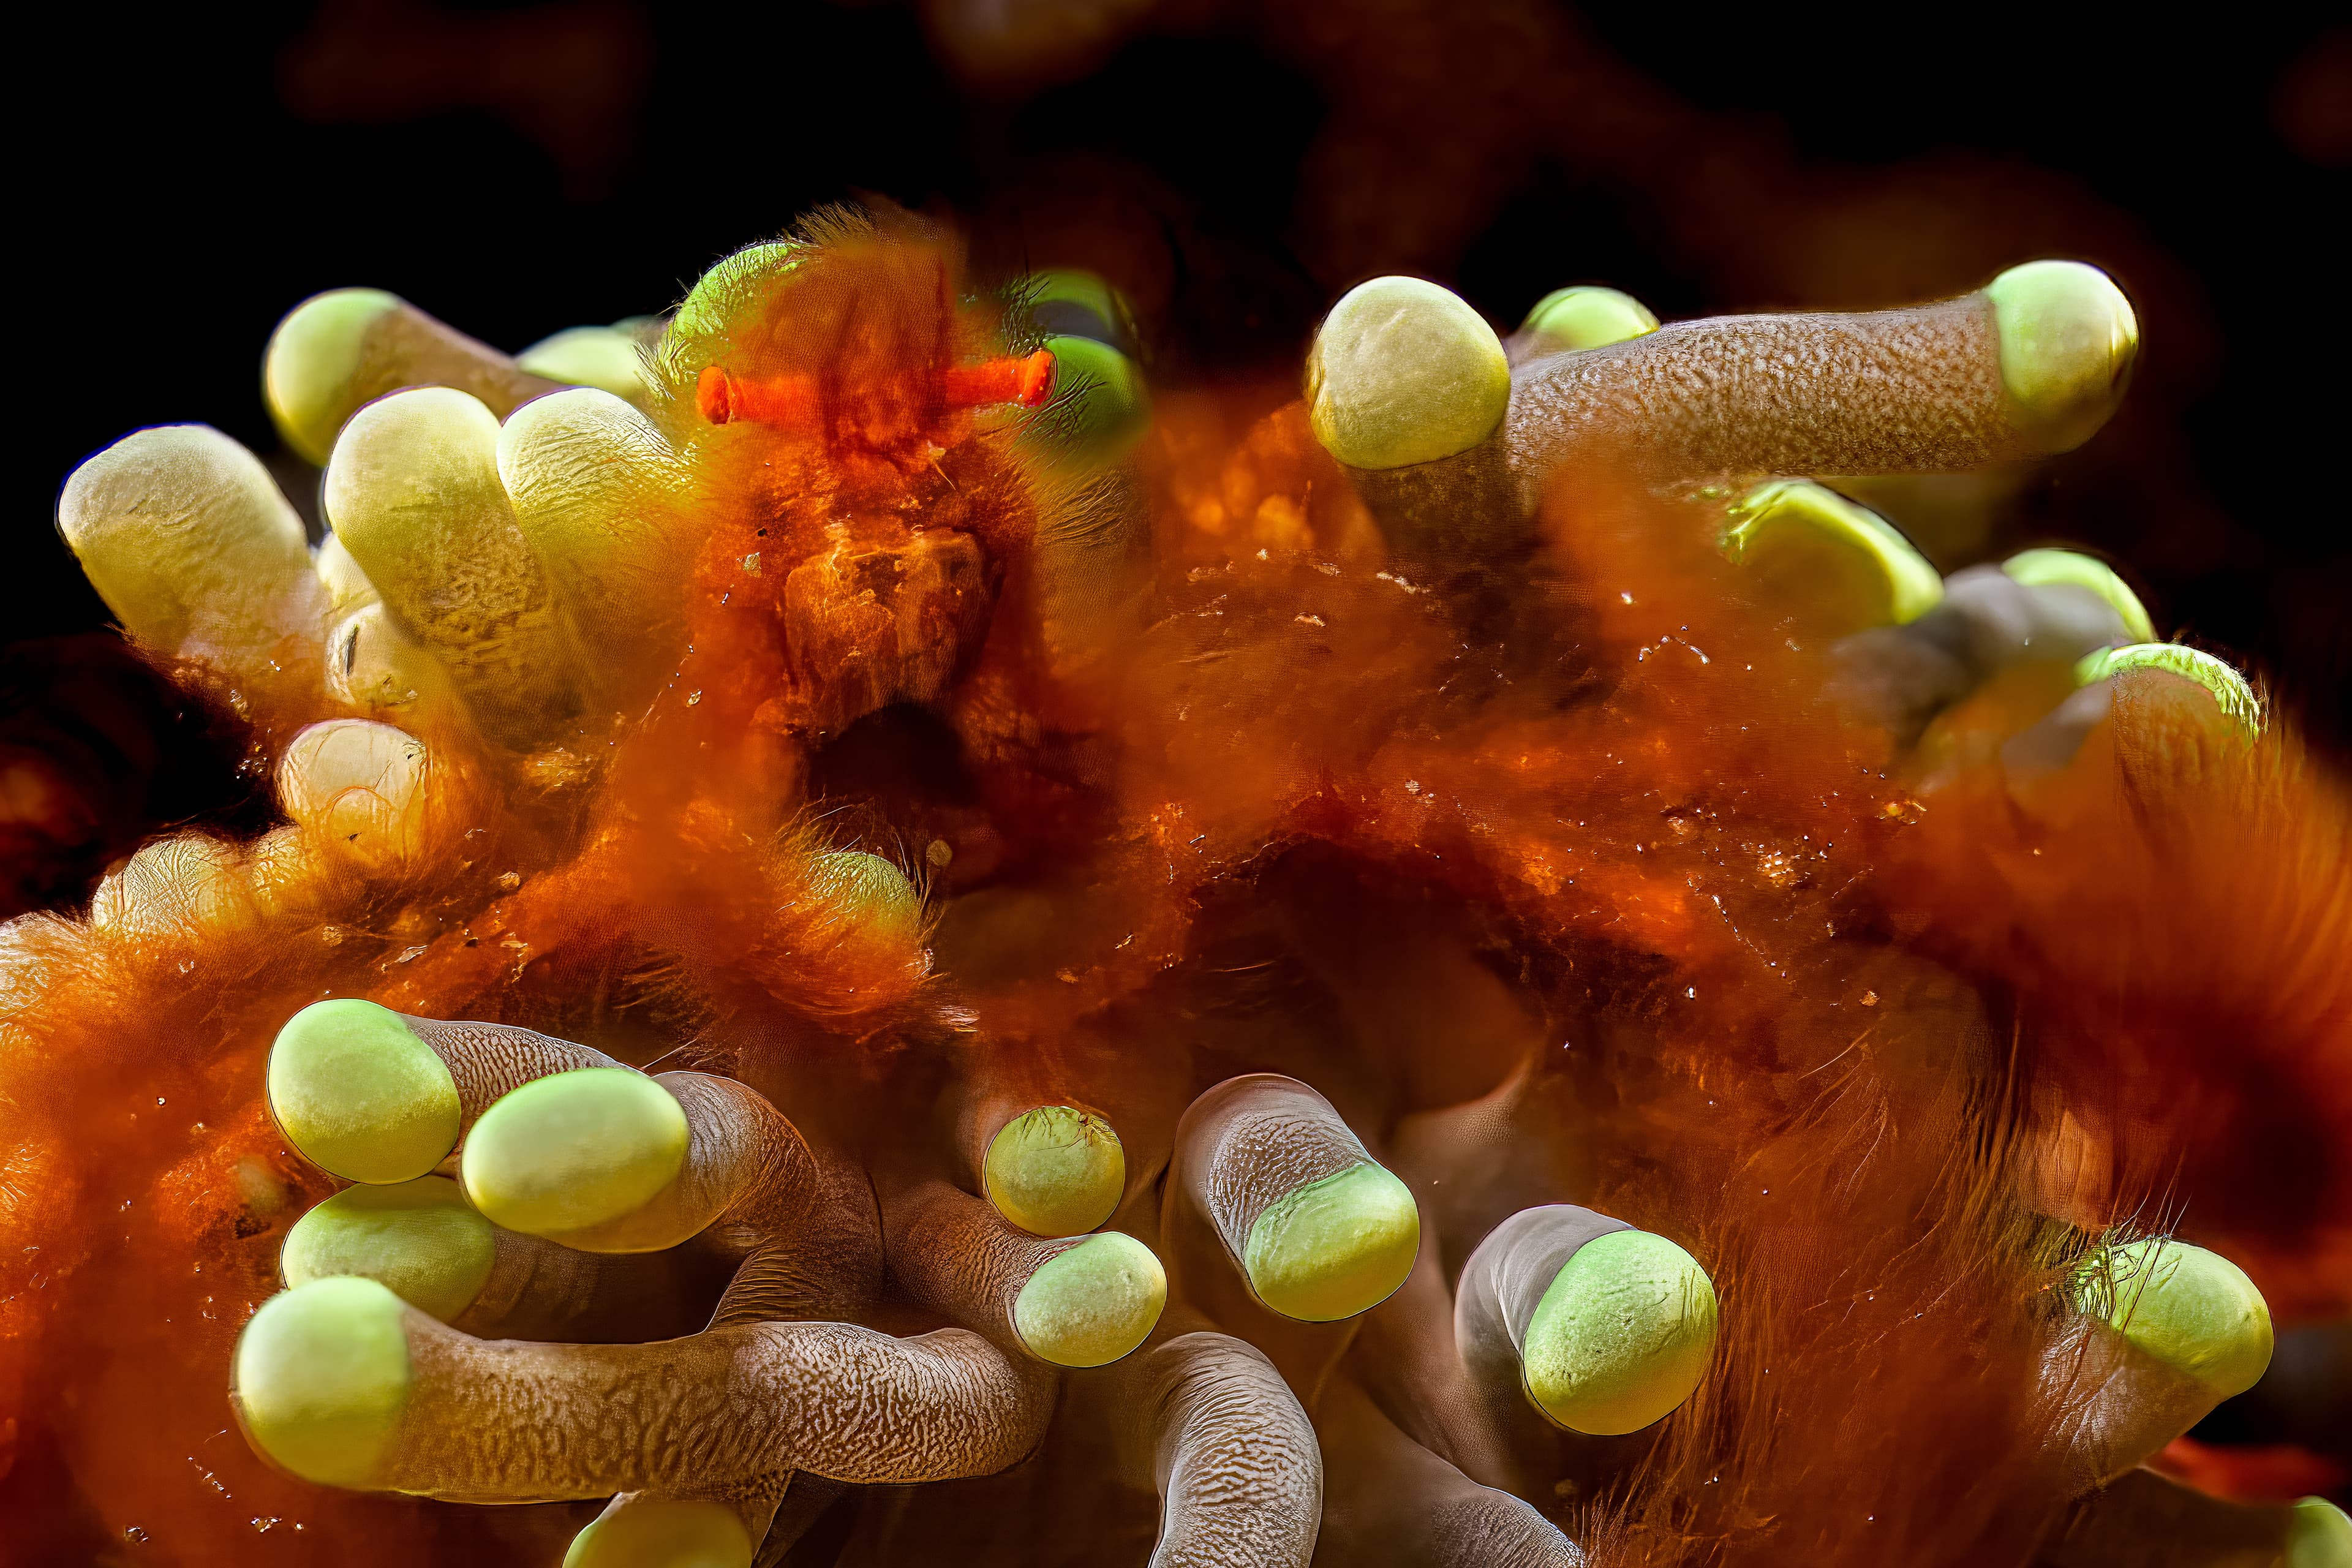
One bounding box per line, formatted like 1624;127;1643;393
1036;334;1151;467
809;848;922;933
2002;548;2155;643
1028;268;1139;356
1983;260;2139;448
671;241;803;342
518;325;648;401
985;1105;1125;1238
1306;276;1510;470
1013;1231;1167;1367
267;1000;461;1185
2288;1498;2352;1568
1521;1229;1717;1436
564;1499;754;1568
265;288;402;464
2089;1237;2273;1398
1242;1161;1420;1322
231;1276;411;1488
1721;479;1945;630
1520;285;1659;353
2073;643;2261;734
281;1176;494;1323
461;1068;688;1239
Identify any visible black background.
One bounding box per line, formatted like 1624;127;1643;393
10;3;2349;767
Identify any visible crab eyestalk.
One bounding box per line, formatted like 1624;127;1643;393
693;352;1055;430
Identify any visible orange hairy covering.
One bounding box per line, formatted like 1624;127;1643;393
1056;395;2339;1562
2;230;2344;1562
2151;1435;2351;1505
1885;676;2352;1319
1048;402;2077;1562
0;217;1016;1556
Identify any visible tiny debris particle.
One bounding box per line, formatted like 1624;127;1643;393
496;871;521;891
742;552;762;575
925;839;953;867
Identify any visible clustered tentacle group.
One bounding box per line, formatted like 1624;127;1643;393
7;206;2347;1566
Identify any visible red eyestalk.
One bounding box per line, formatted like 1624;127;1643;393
698;350;1057;429
943;350;1057;410
697;365;818;428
